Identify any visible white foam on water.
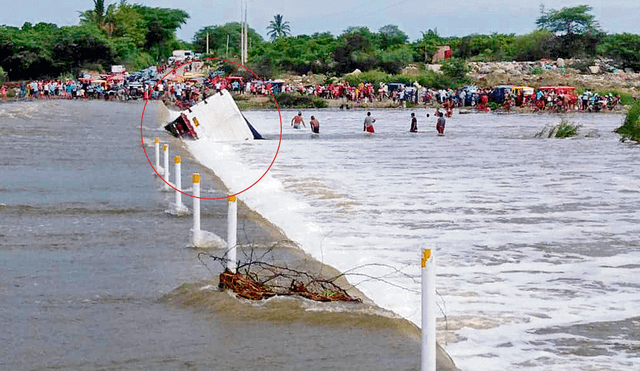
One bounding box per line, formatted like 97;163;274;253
183;110;640;370
192;229;227;249
165;202;190;216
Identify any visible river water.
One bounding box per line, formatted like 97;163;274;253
0;100;443;371
184;106;640;370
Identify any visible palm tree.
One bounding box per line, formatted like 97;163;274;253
79;0;117;37
266;14;291;41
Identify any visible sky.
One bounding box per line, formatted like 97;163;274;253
2;0;639;43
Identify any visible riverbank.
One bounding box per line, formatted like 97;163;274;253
233;92;631;115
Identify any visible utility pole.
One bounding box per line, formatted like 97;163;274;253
244;5;248;64
240;1;248;65
240;3;244;65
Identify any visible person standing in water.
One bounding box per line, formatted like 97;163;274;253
436;110;446;135
363;111;376;133
291;111;305;129
409;112;418;132
309;115;320;134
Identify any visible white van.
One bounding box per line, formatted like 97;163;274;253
171;50;194;61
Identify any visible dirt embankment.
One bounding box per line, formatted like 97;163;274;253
467;59;640;93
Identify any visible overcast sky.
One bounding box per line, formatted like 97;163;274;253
2;0;639;42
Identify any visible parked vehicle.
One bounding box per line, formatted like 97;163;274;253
386;82;405;93
510;86;535;106
489;85;513;104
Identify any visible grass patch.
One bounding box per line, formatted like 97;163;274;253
615;99;640;142
555;120;579;138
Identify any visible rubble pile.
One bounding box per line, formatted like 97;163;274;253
464;58;640;91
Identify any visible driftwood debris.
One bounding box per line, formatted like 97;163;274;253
218;265;362;303
201;249;362;303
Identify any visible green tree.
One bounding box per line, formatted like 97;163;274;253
332;27;379;73
536;4;599;35
535;4;602;59
111;2;146;47
79;0;117;36
377;24;408;50
79;0;106;27
131;4;189;59
440;58;470;85
0;23;57;79
454;33;516;61
598;33;640;72
266;14;291;41
192;22;263;59
413;29;443;63
511;30;554;61
248;32;337;75
53;24;114;74
376;45;413;73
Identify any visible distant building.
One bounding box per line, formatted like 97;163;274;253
432;46;453;63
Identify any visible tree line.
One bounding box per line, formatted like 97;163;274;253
1;3;639;83
1;0;189;81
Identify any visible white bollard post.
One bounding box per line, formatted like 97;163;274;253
163;144;170;184
174;155;182;208
154;137;160;172
192;173;201;246
227;195;237;273
421;248;436;371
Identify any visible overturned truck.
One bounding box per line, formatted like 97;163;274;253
164;89;262;141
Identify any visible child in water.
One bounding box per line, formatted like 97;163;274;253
436;111;446;135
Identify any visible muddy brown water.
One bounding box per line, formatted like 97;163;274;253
0;100;457;370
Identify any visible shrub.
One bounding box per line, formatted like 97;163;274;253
531;67;544;75
615;99;640;142
344;69;390;87
555;120;579;138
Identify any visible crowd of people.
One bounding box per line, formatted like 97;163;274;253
1;68;632;116
1;78;153;101
468;87;624;113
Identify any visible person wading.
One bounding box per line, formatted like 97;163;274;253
363;111;376;133
409;112;418;132
309;115;320;134
291;111;305;129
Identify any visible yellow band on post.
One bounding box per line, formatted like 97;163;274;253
192;173;200;184
154;137;159;143
228;195;237;202
174;155;181;164
163;144;168;150
421;249;432;268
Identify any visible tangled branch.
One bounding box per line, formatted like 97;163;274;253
198;249;361;303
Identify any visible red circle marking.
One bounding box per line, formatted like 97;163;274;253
140;58;283;200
